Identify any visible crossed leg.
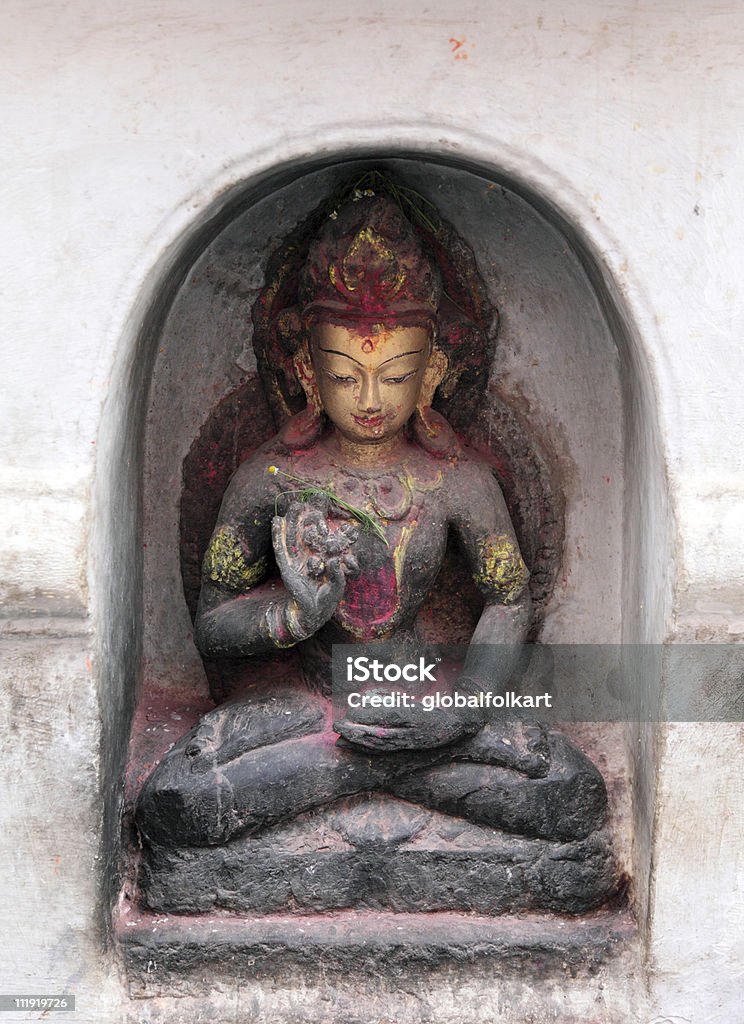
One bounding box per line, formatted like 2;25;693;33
387;727;607;842
137;694;606;848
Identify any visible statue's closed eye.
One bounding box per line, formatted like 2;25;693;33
326;370;357;384
382;372;417;384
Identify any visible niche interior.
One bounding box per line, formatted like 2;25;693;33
113;155;661;977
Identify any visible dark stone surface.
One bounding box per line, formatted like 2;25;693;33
140;793;617;916
120;905;635;995
133;176;617;934
136;717;608;852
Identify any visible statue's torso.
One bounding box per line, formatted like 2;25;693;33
204;422;529;658
271;438;453;642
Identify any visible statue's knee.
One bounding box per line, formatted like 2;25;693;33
135;749;239;847
552;732;608;835
456;720;551;777
395;729;608;843
187;690;327;766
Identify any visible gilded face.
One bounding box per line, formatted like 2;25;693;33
310;322;431;445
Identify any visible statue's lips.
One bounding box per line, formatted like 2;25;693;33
352;414;387;429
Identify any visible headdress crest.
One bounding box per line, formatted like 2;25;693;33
300;194;441;324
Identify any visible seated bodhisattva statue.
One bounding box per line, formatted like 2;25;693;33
136;192;609;892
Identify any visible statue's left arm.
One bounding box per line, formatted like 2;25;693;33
448;457;532;696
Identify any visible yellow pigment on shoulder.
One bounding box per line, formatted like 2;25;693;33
474;534;529;604
203;525;267;591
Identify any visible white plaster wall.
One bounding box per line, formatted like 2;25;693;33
1;2;743;1021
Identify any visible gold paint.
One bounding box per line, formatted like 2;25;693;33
367;471;414;520
412;469;443;493
329;226;407;298
310;323;430;461
203;525;267;591
292;342;323;414
393;521;418;590
417;348;448;410
271;380;293;420
265;602;297;648
474;534;529;604
254;251;298;421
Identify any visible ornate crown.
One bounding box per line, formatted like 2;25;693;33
299;194;441;323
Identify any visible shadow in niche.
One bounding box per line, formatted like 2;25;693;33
113;154;654;978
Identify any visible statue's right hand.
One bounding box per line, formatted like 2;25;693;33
271;500;357;640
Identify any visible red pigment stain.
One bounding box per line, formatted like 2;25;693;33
339;564;398;636
450;36;469;59
203;460;219;486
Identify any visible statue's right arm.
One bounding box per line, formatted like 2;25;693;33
193;457;298;658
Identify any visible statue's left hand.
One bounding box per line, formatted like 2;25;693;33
333;693;481;753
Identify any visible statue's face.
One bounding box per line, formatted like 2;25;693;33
311;321;431;445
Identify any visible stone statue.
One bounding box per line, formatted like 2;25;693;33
135;187;615;914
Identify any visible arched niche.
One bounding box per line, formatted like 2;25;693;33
95;152;671;950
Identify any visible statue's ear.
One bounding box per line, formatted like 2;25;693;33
279;341;323;450
413;347;458;456
418;347;448;411
292;341;322;415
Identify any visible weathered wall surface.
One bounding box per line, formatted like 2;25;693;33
1;2;742;1022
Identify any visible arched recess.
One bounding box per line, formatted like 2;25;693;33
92;149;672;946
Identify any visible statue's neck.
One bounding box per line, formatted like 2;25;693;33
327;429;408;468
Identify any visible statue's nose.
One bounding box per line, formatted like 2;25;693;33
358;375;382;412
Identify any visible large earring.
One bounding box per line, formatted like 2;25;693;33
279;342;323;449
294;341;322;416
412;347;456;456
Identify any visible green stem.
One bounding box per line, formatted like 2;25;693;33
268;467;389;547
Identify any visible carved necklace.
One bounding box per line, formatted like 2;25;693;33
324;462;444;522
